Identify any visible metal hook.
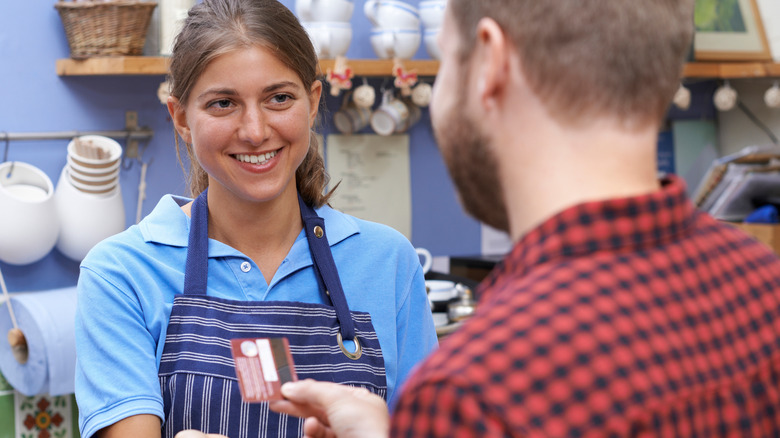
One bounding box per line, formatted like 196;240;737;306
121;129;136;171
2;132;9;163
122;155;135;171
1;132;13;178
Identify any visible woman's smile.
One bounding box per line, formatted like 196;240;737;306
233;150;278;165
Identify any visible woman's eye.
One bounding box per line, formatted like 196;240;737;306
272;94;293;104
209;99;233;109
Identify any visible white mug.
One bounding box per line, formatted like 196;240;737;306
364;0;419;29
419;0;447;29
371;90;410;136
303;21;353;59
296;0;354;22
416;247;432;274
353;83;377;108
369;27;421;60
333;94;372;134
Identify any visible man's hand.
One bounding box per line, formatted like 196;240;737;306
269;379;390;438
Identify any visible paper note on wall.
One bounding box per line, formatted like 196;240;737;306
325;134;412;239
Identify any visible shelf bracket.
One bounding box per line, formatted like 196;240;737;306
125;111;139;159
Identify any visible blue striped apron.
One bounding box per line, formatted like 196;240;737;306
158;190;387;437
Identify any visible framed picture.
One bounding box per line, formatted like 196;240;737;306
694;0;772;61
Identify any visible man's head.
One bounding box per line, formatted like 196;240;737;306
444;0;695;128
431;0;694;232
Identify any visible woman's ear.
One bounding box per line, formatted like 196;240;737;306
167;96;192;144
308;80;323;128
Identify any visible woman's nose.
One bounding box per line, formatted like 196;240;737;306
238;107;270;145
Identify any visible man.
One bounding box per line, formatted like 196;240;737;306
182;0;780;436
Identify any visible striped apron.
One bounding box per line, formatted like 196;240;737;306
158;190;388;437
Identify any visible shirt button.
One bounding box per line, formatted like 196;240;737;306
240;261;251;273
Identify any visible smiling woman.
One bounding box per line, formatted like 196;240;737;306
71;1;439;438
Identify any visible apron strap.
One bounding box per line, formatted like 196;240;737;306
298;194;356;341
183;189;209;295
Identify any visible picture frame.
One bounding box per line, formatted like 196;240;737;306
694;0;772;61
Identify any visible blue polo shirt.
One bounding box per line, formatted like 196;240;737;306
75;195;437;438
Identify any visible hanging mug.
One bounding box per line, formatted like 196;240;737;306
370;90;410;136
333;91;372;134
353;80;376;108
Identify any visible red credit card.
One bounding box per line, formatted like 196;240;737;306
230;337;297;402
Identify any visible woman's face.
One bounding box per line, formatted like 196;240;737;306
169;44;321;205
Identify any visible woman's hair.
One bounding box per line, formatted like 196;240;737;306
449;0;694;129
167;0;334;207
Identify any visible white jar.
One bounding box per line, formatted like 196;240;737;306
0;162;59;265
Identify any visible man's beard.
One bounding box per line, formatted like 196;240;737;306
433;91;509;232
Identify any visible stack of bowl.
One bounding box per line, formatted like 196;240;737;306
419;0;446;59
54;135;125;262
297;0;354;59
364;0;421;60
65;135;121;195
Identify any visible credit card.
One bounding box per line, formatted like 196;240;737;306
230;337;297;402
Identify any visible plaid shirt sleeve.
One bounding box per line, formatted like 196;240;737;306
392;375;516;437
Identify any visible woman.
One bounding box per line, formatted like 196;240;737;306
73;1;437;437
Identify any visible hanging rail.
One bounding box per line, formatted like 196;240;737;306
0;129;153;143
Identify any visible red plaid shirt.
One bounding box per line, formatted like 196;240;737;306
392;176;780;437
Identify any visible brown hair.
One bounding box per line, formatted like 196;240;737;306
167;0;334;207
448;0;694;128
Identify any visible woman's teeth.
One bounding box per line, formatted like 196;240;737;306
235;151;277;164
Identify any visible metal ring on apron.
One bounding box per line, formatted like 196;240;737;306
337;331;362;360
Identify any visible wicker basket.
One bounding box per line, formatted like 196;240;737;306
55;1;157;59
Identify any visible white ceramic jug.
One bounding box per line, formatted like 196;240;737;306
0;162;59;265
53;166;125;262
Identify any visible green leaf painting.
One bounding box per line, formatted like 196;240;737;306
695;0;747;32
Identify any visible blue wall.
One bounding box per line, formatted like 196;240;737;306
0;0;481;292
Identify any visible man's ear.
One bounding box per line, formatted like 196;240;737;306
472;17;510;112
167;96;192;144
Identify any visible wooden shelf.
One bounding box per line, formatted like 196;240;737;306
56;56;440;77
56;57;169;76
683;62;780;79
56;57;780;80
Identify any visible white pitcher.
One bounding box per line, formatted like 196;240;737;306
0;162;59;265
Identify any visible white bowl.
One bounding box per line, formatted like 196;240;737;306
67;135;123;168
419;0;446;29
425;279;458;302
66;170;119;195
67;154;120;176
303;21;353;59
296;0;354;22
54;166;125;262
364;0;419;29
424;27;440;60
0;162;59;265
370;27;421;59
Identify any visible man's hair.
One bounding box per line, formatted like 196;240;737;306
449;0;695;128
